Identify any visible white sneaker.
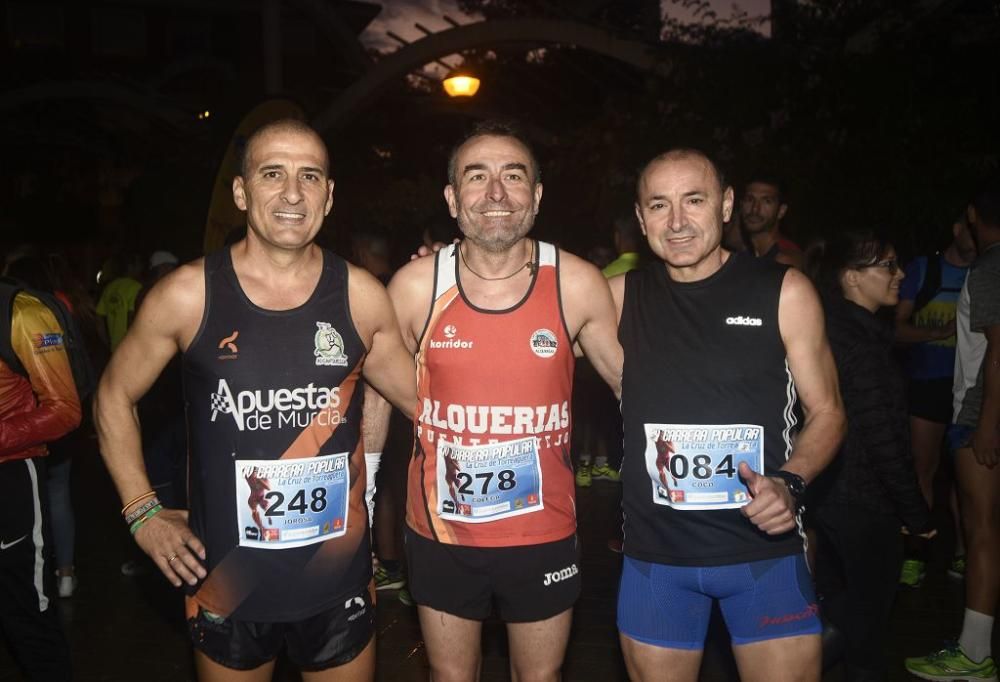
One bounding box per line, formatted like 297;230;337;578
57;574;77;598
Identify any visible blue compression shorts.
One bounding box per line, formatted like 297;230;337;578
617;554;820;649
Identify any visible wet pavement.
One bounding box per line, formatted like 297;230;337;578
0;440;995;681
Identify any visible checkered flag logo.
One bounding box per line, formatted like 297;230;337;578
209;379;241;429
210;392;233;420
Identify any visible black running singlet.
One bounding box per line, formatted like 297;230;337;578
619;252;804;566
183;248;368;622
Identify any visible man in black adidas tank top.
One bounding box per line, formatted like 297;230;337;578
608;149;845;682
95;120;416;681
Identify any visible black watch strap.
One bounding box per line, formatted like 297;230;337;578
772;470;807;505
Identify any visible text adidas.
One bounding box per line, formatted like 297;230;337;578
725;316;763;327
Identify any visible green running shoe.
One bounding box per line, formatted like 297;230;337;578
397;587;415;607
904;643;998;681
575;464;592;488
947;555;966;581
591;464;621;482
374;565;406;591
899;558;926;588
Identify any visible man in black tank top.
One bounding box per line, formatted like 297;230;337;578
608;149;845;682
94;120;417;681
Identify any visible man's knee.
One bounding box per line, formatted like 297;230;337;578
427;657;481;682
510;662;561;682
733;635;821;682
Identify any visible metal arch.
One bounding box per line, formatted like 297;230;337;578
311;18;671;134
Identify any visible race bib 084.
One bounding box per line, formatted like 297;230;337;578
235;453;349;549
436;436;543;523
643;424;764;510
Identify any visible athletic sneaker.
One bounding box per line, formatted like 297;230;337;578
374;565;406;591
904;643;998;681
575;464;592;488
397;587;414;607
57;574;77;598
591;464;621;482
947;555;966;581
899;558;926;588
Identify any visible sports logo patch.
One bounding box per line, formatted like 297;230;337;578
217;330;239;360
529;329;558;358
314;322;348;366
33;332;64;349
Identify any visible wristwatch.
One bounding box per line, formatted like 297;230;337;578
772;470;807;508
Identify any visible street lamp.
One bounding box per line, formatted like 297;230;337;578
442;72;480;97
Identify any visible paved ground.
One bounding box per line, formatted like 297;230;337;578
0;438;995;681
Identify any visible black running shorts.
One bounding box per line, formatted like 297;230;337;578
405;527;580;622
907;377;955;424
188;583;373;671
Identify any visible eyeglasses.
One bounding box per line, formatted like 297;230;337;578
859;258;899;275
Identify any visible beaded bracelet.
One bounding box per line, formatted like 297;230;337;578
129;504;164;536
124;497;161;525
121;490;156;516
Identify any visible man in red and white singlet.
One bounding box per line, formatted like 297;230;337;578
372;121;621;682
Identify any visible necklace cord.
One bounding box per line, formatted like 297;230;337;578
459;240;535;281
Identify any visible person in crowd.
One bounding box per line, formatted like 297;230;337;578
353;229;413;603
609;148;844;682
894;215;976;587
94;119;416;681
95;251;143;352
0;248;81;678
366;119;622;682
806;230;933;681
740;173;803;269
906;179;1000;682
4;249;93;599
576;212;641;488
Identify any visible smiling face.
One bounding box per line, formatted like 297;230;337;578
635;152;734;282
232;126;334;252
444;134;542;253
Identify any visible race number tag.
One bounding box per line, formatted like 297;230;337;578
234;453;349;549
436;436;543;523
643;424;764;510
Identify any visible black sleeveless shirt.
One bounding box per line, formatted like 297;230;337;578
619;252;804;566
183;247;368;621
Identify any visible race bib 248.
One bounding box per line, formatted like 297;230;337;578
234;453;349;549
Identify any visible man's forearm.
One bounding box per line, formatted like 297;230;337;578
93;389;155;506
781;405;845;483
362;384;393;454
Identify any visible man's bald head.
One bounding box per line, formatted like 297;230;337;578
239;119;329;179
637;148;728;198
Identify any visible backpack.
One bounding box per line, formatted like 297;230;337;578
911;254;943;314
0;277;97;402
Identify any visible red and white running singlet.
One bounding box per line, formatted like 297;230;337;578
406;240;575;547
